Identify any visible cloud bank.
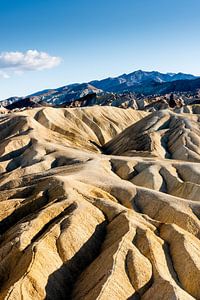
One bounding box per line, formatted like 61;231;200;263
0;50;61;78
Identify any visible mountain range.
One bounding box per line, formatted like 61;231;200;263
89;70;197;92
1;70;200;107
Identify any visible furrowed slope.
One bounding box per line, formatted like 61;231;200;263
0;107;199;300
103;110;200;162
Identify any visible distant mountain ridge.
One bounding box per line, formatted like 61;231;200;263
0;70;199;107
89;70;197;92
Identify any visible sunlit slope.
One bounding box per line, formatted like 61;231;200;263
0;107;199;299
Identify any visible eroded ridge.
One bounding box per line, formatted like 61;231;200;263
0;107;199;299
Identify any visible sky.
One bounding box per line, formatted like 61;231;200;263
0;0;200;99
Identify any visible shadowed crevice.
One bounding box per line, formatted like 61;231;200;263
44;221;107;300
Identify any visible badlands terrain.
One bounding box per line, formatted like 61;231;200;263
0;105;200;299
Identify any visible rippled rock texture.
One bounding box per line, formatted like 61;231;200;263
0;106;199;299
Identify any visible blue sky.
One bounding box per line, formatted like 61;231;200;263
0;0;200;99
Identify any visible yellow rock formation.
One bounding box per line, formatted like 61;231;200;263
0;106;199;299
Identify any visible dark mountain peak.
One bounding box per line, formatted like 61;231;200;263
1;70;199;108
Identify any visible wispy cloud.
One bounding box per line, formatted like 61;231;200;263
0;50;61;78
0;70;10;79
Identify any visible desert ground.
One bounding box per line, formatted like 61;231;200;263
0;106;200;299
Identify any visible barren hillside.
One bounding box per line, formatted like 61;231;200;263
0;106;199;299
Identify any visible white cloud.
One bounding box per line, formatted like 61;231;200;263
0;50;61;78
0;70;10;79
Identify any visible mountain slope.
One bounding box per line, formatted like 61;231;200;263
90;70;197;92
29;83;103;105
127;77;200;95
103;109;200;161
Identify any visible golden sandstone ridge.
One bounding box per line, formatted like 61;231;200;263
0;106;200;299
